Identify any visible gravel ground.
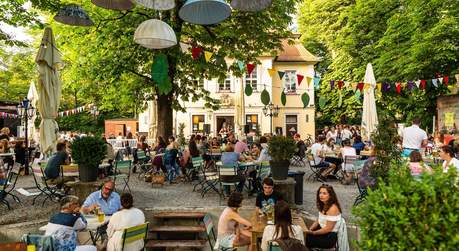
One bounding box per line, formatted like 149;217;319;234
0;163;359;225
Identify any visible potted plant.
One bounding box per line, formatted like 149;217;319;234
268;135;297;180
71;136;107;182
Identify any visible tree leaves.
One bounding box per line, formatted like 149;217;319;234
301;92;310;108
281;89;286;106
261;89;270;106
245;84;253;96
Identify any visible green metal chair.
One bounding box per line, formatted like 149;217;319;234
217;163;239;197
269;241;282;251
112;160;132;193
121;222;149;251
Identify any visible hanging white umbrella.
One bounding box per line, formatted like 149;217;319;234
27;81;39;142
361;63;378;142
36;27;62;154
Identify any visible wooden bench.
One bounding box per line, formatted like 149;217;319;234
152;211;207;219
145;239;207;248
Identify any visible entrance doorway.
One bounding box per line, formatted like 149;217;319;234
216;116;234;136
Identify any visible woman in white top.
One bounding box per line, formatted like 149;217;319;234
306;184;342;249
261;200;305;250
439;145;459;173
339;139;358;184
107;193;145;251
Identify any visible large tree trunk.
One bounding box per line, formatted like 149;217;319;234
157;94;174;139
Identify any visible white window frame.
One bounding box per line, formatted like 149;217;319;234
283;70;297;93
285;114;298;137
245;67;258;91
218;75;232;92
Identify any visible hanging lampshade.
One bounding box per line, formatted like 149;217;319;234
91;0;134;10
54;4;94;26
134;0;175;10
231;0;272;12
134;19;177;49
179;0;231;25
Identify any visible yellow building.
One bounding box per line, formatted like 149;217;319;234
140;38;321;139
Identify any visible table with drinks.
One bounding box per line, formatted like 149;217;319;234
249;209;308;250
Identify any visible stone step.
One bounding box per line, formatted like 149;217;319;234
152;211;207;219
145;239;207;248
150;225;206;233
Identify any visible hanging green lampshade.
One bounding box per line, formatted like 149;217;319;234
91;0;134;10
134;0;175;10
54;4;94;26
134;19;177;49
231;0;272;12
179;0;231;25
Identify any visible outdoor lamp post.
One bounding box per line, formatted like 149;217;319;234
17;98;36;175
262;102;279;135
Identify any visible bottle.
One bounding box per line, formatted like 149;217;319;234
27;245;36;251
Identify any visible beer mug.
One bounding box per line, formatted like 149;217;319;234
27;245;36;251
97;211;105;223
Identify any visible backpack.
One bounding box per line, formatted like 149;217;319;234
275;238;308;251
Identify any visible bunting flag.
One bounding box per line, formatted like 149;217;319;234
330;80;335;90
278;71;285;80
364;83;370;90
191;47;202;60
57;104;94;117
395;83;401;93
247;63;255;75
377;83;382;92
204;51;213;62
351;82;357;91
0;112;18;119
237;60;245;71
407;81;414;90
314;77;321;88
420;79;426;89
444;76;449;86
337;80;343;89
456;74;459;84
306;76;312;87
357;82;364;91
432;78;438;87
268;68;276;78
438;78;443;85
297;74;304;86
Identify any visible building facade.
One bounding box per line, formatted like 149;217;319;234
139;39;320;139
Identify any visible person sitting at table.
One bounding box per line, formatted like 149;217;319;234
0;139;8;153
45;196;96;251
256;178;283;215
136;135;150;152
306;184;344;249
82;179;121;215
181;139;201;179
44;142;71;186
221;143;246;193
211;137;221;149
14;140;26;167
261;200;305;251
217;192;252;250
352;135;366;155
409;151;432;177
0;127;10;141
106;193;146;251
153;136;167;152
439;145;459;173
310;135;337;180
246;143;272;195
234;137;249;154
339;139;357;185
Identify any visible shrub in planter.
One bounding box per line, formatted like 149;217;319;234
71;136;107;182
268;135;297;180
354;165;459;250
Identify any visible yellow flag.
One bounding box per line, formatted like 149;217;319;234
268;69;276;78
377;83;382;92
364;83;370;90
351;82;357;90
306;76;312;87
204;51;213;62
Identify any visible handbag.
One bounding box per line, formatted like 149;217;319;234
151;171;165;185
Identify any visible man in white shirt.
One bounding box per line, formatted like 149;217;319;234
401;118;428;157
341;125;353;141
310;135;336;179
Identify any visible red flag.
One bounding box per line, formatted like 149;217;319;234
338;80;344;89
444;76;449;86
396;83;401;93
357;82;364;91
191;47;202;60
297;74;304;86
420;79;426;89
246;63;255;75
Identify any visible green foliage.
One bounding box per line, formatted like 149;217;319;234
298;0;459;126
354;166;459;250
370;115;402;183
71;136;106;169
56;112;104;135
267;135;297;162
0;47;35;101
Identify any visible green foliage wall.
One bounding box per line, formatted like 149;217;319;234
354;167;459;250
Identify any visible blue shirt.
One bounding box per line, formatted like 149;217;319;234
82;190;121;215
221;152;240;166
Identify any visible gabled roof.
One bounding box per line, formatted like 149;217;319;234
275;39;321;63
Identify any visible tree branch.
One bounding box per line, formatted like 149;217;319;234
123;67;153;81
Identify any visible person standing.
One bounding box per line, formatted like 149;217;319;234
401;118;427;157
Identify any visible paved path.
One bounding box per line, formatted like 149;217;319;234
0;164;359;225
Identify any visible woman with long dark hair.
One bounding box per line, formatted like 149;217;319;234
261;200;304;250
306;184;343;249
